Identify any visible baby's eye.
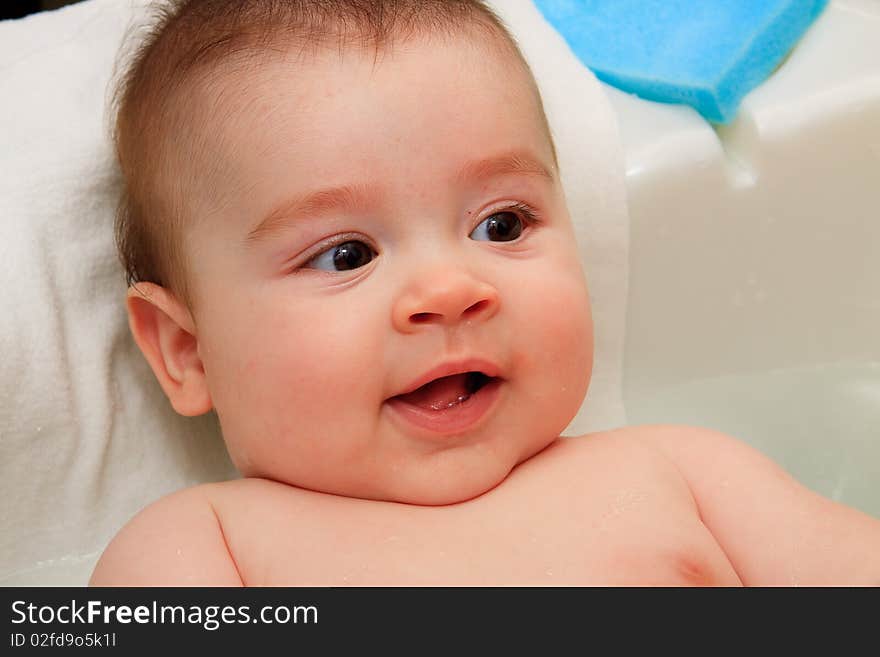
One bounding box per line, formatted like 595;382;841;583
305;240;375;271
469;211;523;242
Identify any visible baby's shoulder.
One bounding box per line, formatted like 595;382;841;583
89;482;245;586
546;423;703;472
580;423;785;485
502;425;715;514
536;424;737;502
90;478;368;586
561;423;734;472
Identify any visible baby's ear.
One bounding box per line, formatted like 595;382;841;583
125;283;212;417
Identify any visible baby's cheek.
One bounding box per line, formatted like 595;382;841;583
524;258;590;335
519;264;593;398
258;312;381;407
212;299;377;420
223;303;385;476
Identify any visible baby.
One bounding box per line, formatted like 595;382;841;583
91;0;880;586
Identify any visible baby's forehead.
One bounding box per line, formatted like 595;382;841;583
196;23;531;102
176;30;549;181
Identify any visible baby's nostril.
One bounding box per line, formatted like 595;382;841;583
464;299;491;316
410;312;439;324
409;299;491;324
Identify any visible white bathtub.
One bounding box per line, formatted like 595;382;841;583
615;0;880;518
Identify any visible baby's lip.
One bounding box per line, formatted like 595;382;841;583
390;358;503;399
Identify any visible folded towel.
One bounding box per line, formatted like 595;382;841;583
0;0;237;586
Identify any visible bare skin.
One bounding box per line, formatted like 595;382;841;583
90;426;880;586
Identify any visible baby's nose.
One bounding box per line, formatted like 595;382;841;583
392;267;500;332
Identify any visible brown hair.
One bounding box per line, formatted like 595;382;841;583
112;0;546;306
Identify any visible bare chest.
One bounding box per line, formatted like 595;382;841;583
222;444;740;586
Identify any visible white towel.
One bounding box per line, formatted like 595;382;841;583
0;0;237;586
0;0;628;585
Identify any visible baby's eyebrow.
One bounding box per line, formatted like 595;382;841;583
456;151;556;185
245;183;375;246
244;151;554;246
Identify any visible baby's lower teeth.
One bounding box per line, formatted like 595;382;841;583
430;393;471;411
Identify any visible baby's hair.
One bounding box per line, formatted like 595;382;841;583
112;0;548;306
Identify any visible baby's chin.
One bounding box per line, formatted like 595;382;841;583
286;460;517;507
379;467;514;507
350;437;557;506
239;442;544;507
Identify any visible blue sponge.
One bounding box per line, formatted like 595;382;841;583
533;0;829;123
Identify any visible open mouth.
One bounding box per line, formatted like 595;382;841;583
392;371;497;411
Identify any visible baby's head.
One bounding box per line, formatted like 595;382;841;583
116;0;593;505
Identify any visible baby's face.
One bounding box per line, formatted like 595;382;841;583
183;33;593;504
